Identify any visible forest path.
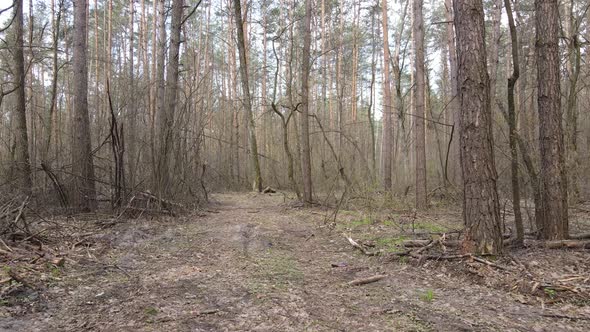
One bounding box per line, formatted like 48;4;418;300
2;193;587;331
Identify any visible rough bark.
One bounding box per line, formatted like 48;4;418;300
72;0;96;211
454;0;503;254
535;0;568;239
12;0;32;194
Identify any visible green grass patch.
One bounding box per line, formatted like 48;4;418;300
374;235;408;252
250;250;304;292
420;289;435;302
336;216;373;231
413;221;447;233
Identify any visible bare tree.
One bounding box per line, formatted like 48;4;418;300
454;0;503;254
413;0;427;209
233;0;263;192
381;0;392;192
535;0;568;239
299;0;313;204
503;0;524;246
71;0;96;211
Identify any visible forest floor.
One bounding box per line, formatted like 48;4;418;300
1;192;590;331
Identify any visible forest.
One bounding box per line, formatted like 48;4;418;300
0;0;589;330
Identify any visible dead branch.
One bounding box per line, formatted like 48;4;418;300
346;236;379;256
348;274;387;286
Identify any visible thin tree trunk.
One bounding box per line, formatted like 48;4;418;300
381;0;393;192
298;0;313;204
72;0;96;211
233;0;263;192
413;0;427;209
504;0;524;246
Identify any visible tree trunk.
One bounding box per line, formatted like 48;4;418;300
128;0;137;189
72;0;96;211
12;0;32;194
154;0;167;197
233;0;263;192
413;0;427;210
444;0;460;185
381;0;393;192
454;0;503;254
504;0;524;246
299;0;313;204
535;0;568;239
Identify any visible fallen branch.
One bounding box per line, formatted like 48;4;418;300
348;274;387;286
346;236;378;256
541;313;590;321
545;240;590;249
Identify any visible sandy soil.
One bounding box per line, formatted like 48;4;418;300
1;193;589;331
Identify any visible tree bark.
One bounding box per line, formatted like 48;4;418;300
444;0;460;186
504;0;524;246
233;0;263;192
299;0;313;204
413;0;427;210
535;0;568;239
12;0;32;194
72;0;96;211
454;0;503;254
381;0;393;192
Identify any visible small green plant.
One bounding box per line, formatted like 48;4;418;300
375;236;408;252
420;289;435;302
398;256;409;264
144;307;158;316
544;288;557;299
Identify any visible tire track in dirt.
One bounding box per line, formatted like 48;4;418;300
2;193;588;331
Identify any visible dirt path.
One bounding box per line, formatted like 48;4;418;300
2;193;588;331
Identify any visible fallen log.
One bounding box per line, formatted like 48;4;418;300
569;233;590;240
545;240;590;249
402;239;460;248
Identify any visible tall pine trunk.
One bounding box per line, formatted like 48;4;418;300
535;0;569;239
454;0;502;254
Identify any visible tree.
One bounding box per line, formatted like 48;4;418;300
233;0;263;192
157;0;183;198
535;0;568;239
381;0;392;192
299;0;313;204
503;0;524;246
71;0;96;211
12;0;32;194
413;0;427;209
454;0;502;254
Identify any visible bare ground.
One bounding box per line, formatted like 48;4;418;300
1;193;589;331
